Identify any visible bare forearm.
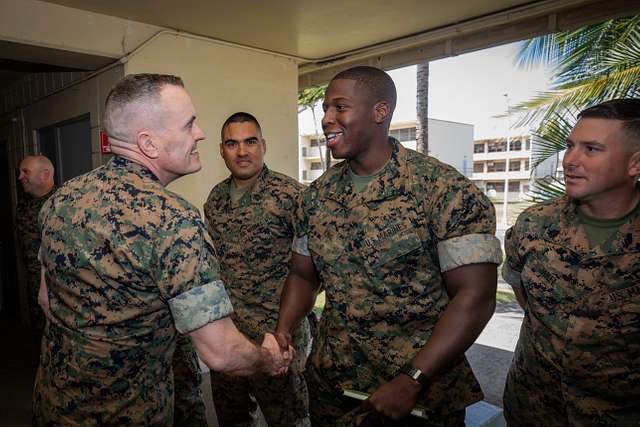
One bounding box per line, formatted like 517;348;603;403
411;264;497;379
190;318;271;376
276;275;316;336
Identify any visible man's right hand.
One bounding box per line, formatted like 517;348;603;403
262;332;294;376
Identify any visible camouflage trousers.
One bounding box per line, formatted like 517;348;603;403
305;363;465;427
174;334;208;427
25;263;45;347
210;362;309;427
503;342;640;427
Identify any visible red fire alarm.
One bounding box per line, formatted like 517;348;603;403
100;131;111;154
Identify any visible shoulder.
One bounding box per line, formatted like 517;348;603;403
264;168;305;194
204;178;231;209
512;197;567;237
306;161;345;196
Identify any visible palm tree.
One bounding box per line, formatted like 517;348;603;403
416;61;429;154
298;84;330;170
515;15;640;200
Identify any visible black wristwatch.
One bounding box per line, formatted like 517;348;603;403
397;363;429;388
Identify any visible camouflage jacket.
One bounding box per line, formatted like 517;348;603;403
35;156;233;426
295;141;502;412
204;166;310;350
16;187;55;270
503;196;640;413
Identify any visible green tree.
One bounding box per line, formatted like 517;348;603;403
298;84;330;170
515;15;640;200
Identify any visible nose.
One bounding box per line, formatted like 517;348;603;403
18;171;25;181
321;108;335;130
237;142;247;156
193;123;206;141
562;148;579;171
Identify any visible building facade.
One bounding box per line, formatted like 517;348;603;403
299;118;473;184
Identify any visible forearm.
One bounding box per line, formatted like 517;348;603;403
190;317;271;376
276;275;316;336
410;265;497;379
513;287;528;310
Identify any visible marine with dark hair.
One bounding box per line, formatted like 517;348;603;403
275;66;502;425
503;98;640;425
33;74;288;425
204;112;311;426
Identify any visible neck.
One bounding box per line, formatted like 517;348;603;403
112;146;173;186
578;187;640;219
31;183;54;198
349;136;393;176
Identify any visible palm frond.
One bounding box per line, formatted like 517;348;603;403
530;112;575;170
527;176;565;203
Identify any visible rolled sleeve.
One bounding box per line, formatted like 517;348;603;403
502;260;523;289
437;233;503;273
169;279;234;333
292;235;310;256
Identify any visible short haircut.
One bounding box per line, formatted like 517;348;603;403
578;98;640;147
220;112;262;141
332;66;397;112
103;73;184;141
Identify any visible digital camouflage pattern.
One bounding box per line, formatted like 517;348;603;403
503;196;640;426
204;165;311;426
15;188;55;339
34;156;233;426
295;141;502;420
173;334;207;427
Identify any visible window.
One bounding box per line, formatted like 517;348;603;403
488;141;507;152
389;127;417;142
310;162;324;170
474;143;485;153
310;137;325;147
473;162;484;173
508;182;520;192
509;140;521;151
526;139;531;150
525;159;530;170
487;182;505;192
509;160;521;171
487;161;506;172
523;184;530;193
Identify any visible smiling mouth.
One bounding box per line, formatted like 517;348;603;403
325;131;344;146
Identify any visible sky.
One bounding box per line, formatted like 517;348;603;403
299;41;553;140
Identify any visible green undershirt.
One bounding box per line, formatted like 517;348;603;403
578;201;640;248
229;182;250;204
348;163;387;192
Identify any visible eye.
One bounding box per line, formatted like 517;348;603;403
225;141;238;149
336;104;347;111
245;139;258;145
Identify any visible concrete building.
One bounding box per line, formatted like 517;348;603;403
472;136;533;202
300;119;473;184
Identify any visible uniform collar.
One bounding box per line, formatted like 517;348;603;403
543;196;640;257
325;138;410;208
220;164;271;208
110;155;160;183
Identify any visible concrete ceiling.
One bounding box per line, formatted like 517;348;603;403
43;0;544;60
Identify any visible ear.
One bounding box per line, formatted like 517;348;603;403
628;150;640;177
137;131;159;159
373;101;390;124
219;142;224;157
261;138;267;155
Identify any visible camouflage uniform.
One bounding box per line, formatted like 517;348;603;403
502;197;640;426
294;141;502;425
204;165;310;426
15;187;55;344
34;156;233;426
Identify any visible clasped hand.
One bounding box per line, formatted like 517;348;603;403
261;332;294;376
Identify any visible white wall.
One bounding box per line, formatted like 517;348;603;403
428;118;474;176
125;32;300;208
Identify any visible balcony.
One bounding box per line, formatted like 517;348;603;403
302;146;324;159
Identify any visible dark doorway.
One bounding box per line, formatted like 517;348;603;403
38;114;92;185
0;140;18;317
